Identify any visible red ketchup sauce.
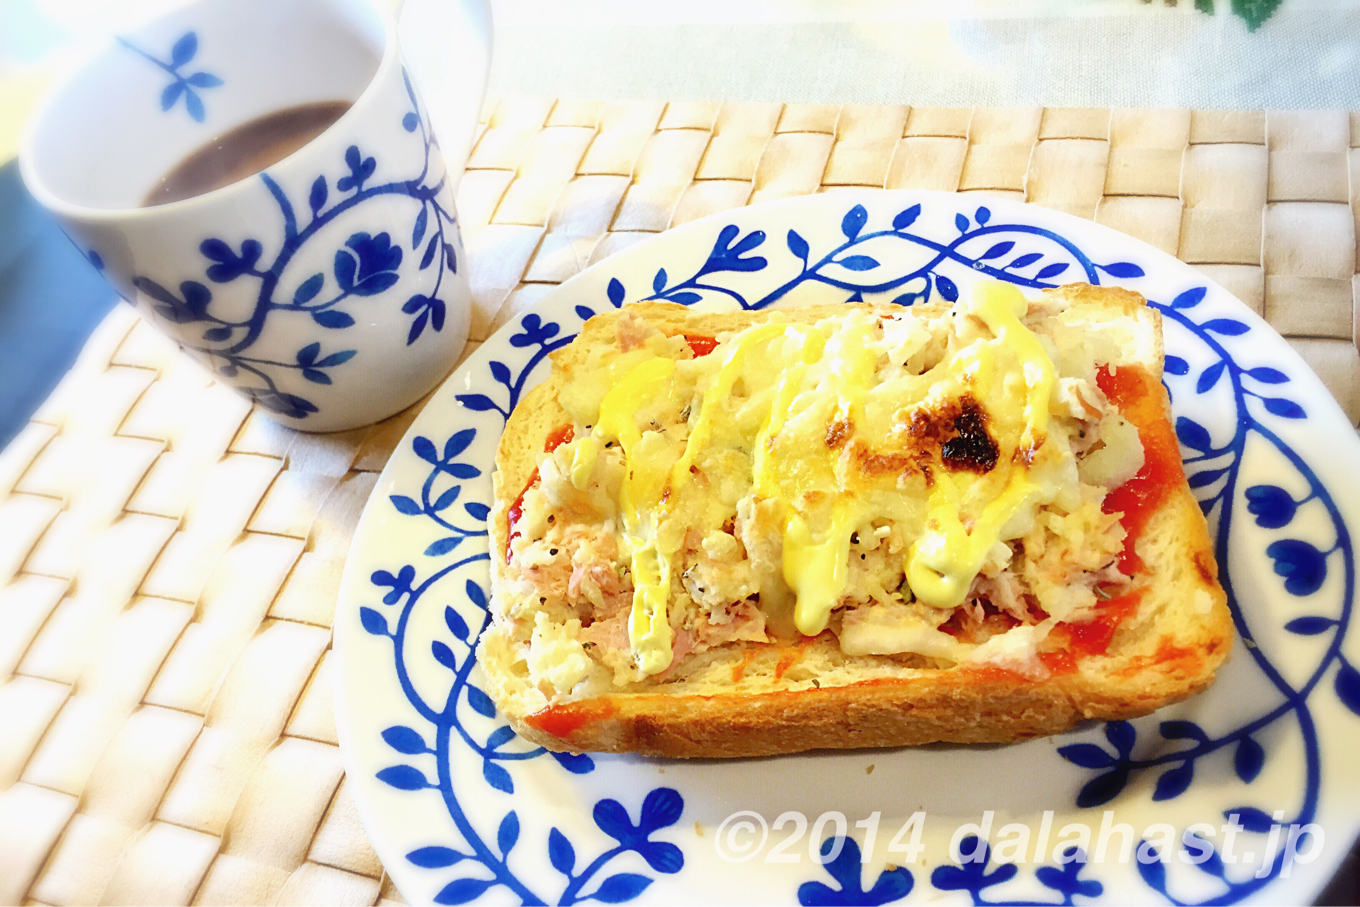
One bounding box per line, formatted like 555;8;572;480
504;423;574;563
1095;365;1185;576
1042;589;1147;675
683;334;719;357
525;700;618;740
1036;365;1184;674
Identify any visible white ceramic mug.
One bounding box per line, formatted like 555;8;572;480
20;0;490;432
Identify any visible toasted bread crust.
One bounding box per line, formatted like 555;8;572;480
480;287;1234;757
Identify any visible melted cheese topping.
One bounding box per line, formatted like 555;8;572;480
578;281;1069;676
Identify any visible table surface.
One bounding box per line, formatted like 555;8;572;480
3;95;1360;906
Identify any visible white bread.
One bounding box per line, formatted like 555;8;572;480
478;285;1233;757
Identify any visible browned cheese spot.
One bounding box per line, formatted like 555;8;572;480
840;395;1004;485
848;442;917;477
940;398;1000;473
825;418;853;449
898;394;1000;474
1013;434;1045;467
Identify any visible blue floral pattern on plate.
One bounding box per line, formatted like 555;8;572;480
335;191;1360;905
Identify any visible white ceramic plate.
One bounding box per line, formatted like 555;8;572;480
335;190;1360;906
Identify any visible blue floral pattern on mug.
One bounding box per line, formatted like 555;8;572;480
129;69;457;420
117;30;222;122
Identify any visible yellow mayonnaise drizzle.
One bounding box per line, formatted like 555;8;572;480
904;281;1056;608
593;357;680;675
582;281;1058;675
780;320;881;636
670;324;789;498
569;435;599;490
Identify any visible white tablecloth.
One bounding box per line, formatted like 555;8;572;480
487;0;1360;109
4;0;1360;168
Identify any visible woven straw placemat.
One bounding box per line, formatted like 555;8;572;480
1;100;1359;907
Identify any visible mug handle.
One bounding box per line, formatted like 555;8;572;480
394;0;493;195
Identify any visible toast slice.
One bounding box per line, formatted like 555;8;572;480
478;283;1233;757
